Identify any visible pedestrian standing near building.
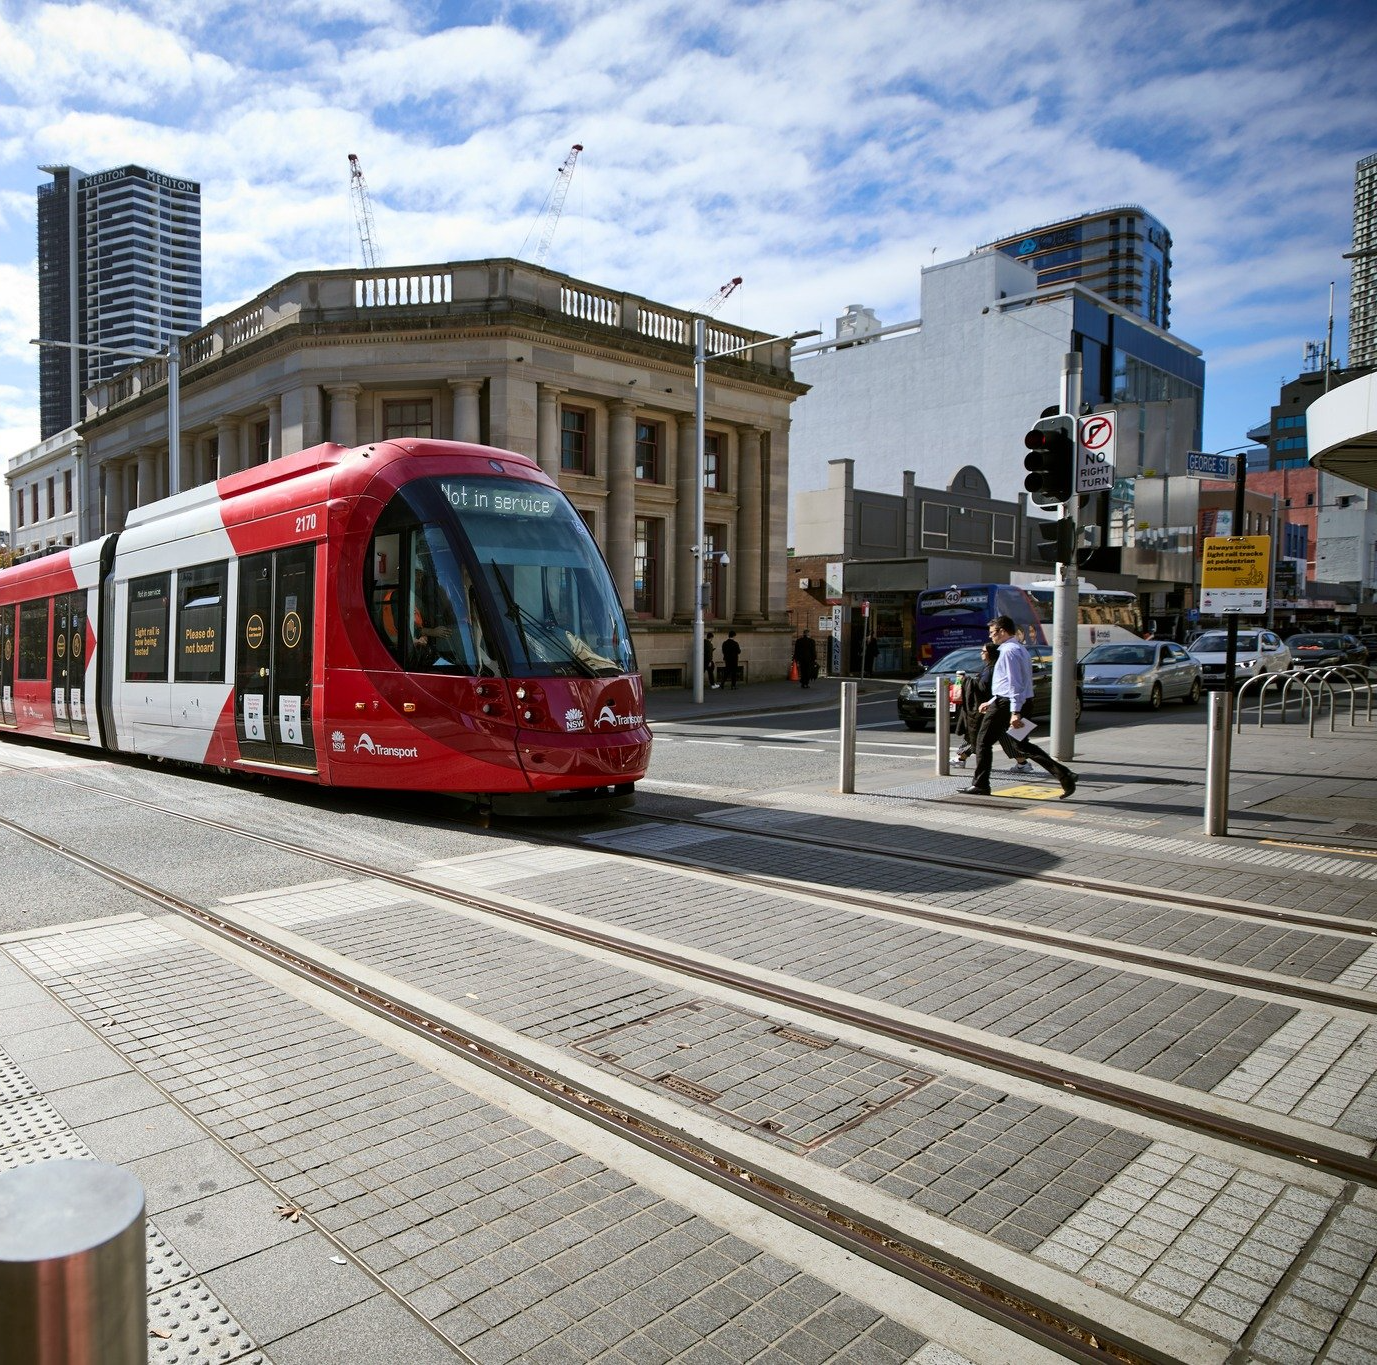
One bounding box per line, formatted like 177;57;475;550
961;615;1076;798
720;630;742;690
793;629;817;689
704;632;718;690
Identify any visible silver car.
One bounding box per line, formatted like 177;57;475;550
1189;629;1292;688
1078;641;1202;708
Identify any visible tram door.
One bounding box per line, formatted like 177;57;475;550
235;547;316;768
50;594;89;739
0;607;14;725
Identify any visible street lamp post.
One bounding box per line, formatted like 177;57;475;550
31;337;182;502
691;319;820;703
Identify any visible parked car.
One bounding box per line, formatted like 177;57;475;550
1357;634;1377;663
1078;640;1202;708
1285;633;1368;668
897;645;1060;730
1188;629;1292;688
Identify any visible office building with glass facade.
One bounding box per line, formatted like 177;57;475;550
37;164;202;439
1349;152;1377;371
979;205;1173;330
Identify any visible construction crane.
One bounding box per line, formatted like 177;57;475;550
348;153;381;269
697;277;743;315
518;143;583;268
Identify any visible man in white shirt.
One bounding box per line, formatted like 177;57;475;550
960;615;1078;799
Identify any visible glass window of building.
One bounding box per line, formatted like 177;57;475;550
704;432;724;491
633;517;662;616
561;408;591;474
635;422;661;482
383;400;433;438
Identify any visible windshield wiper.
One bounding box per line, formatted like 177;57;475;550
489;562;597;677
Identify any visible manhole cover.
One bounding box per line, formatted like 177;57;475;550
575;1001;933;1149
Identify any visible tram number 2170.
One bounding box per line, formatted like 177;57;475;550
294;512;318;534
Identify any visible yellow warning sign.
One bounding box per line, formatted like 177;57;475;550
995;784;1063;800
1201;536;1271;590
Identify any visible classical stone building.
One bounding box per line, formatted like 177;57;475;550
74;259;807;683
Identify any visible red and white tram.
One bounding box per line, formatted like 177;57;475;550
0;439;651;810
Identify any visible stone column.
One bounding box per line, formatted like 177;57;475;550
239;419;255;472
326;384;360;448
267;397;282;463
449;380;482;443
736;427;764;620
606;400;637;610
103;459;124;533
536;384;566;478
134;448;156;507
216;419;240;477
674;415;698;619
764;421;790;618
122;462;138;520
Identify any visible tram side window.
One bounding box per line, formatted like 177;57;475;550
126;574;171;681
175;562;228;682
18;599;50;680
367;522;486;674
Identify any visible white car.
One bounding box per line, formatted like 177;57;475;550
1188;629;1292;688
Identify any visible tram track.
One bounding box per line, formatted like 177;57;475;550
0;764;1374;1192
0;811;1145;1365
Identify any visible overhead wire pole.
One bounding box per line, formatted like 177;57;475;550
31;337;180;498
692;322;821;703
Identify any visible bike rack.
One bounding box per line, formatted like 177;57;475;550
1234;664;1375;734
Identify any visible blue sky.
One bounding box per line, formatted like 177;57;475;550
0;0;1373;530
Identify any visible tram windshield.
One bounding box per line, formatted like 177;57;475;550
366;476;634;678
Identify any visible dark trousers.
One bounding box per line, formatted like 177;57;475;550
972;701;1073;791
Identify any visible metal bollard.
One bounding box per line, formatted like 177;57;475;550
1203;689;1233;837
932;676;950;775
838;680;858;793
0;1160;146;1364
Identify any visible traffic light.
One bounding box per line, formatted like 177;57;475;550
1024;414;1076;506
1035;516;1076;566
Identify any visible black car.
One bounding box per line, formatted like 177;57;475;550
1285;633;1368;668
896;645;1057;731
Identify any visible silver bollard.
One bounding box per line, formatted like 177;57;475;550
0;1160;146;1364
932;675;950;776
1204;689;1233;837
839;680;858;793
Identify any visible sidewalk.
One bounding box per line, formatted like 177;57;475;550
645;674;1377;854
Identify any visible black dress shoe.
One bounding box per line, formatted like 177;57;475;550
1059;772;1078;799
958;785;992;796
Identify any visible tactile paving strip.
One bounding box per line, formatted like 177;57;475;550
147;1278;266;1364
0;1051;38;1103
0;1093;94;1168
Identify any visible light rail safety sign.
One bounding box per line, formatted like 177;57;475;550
1200;535;1271;613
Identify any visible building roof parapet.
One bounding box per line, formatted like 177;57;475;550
84;258;790;423
996;282;1201;355
975;204;1164;251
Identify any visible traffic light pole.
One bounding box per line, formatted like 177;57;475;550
1050;354;1081;762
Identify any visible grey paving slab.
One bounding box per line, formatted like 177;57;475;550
146;1178;315;1274
78;1095;214;1165
204;1231;382;1346
264;1293;461;1364
128;1136;261;1215
44;1068;165;1125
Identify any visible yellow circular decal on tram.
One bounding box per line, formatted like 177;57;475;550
281;612;302;649
71;633;83;659
3;638;10;661
56;634;66;659
245;614;265;650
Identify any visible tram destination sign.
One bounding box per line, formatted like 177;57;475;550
1186;450;1238;479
